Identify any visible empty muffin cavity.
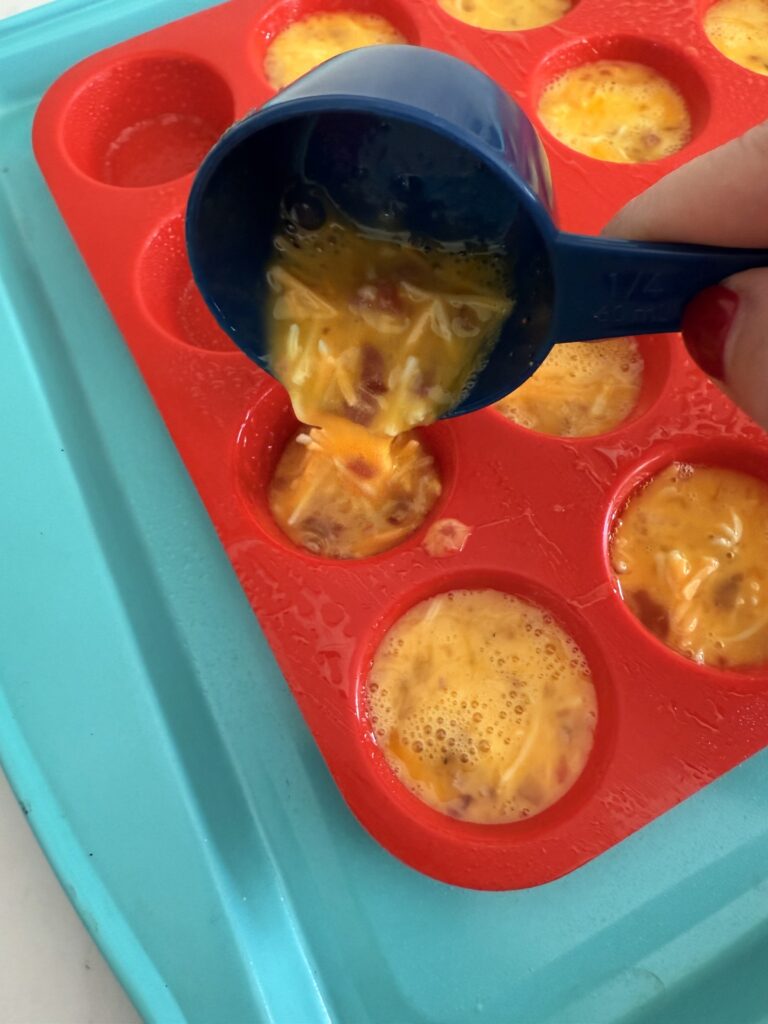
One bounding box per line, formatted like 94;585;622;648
63;56;233;187
137;214;237;351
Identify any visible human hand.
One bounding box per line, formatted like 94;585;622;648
604;121;768;430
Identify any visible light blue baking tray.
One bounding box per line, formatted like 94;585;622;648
3;1;768;1021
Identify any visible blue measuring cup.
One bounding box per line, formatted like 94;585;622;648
186;45;768;417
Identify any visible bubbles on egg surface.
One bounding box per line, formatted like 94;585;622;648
496;338;644;437
366;588;597;823
704;0;768;76
263;11;407;90
538;62;691;165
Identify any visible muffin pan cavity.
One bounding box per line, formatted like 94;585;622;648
493;334;673;440
62;55;234;188
253;0;419;91
328;569;620;888
606;439;768;685
137;213;238;352
702;0;768;78
235;384;458;562
533;36;710;162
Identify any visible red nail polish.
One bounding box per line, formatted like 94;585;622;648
682;285;739;382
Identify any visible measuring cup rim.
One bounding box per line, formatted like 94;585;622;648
185;78;562;414
187;91;559;281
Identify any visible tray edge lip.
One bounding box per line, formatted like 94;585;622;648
0;2;285;1022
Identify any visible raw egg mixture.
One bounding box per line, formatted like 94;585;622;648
263;11;406;90
263;186;602;824
367;589;598;823
495;337;643;437
611;464;768;668
538;60;691;163
265;190;510;559
704;0;768;75
438;0;573;31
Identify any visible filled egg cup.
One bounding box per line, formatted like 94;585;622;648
33;0;768;888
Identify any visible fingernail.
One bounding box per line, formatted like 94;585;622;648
682;285;739;382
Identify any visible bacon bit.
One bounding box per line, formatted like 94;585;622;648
453;304;478;333
424;518;472;558
385;499;412;526
714;573;744;610
629;589;670;640
376;279;402;313
346;457;377;479
351;278;403;315
300;515;343;541
415;367;435;398
340;392;377;426
360;345;387;396
382;495;411;524
340;347;388;423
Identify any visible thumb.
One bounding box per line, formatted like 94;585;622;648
603;120;768;430
682;271;768;431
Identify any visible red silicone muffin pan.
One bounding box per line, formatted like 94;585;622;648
33;0;768;889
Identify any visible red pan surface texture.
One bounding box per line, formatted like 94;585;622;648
33;0;768;888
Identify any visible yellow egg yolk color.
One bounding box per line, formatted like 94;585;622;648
538;60;691;163
367;589;598;823
264;12;406;90
611;463;768;668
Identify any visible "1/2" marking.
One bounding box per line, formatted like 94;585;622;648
605;270;669;300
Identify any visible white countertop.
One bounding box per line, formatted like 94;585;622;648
1;1;141;1021
0;771;139;1023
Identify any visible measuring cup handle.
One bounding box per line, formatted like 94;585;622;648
550;232;768;342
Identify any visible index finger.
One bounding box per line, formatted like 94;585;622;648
603;120;768;248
